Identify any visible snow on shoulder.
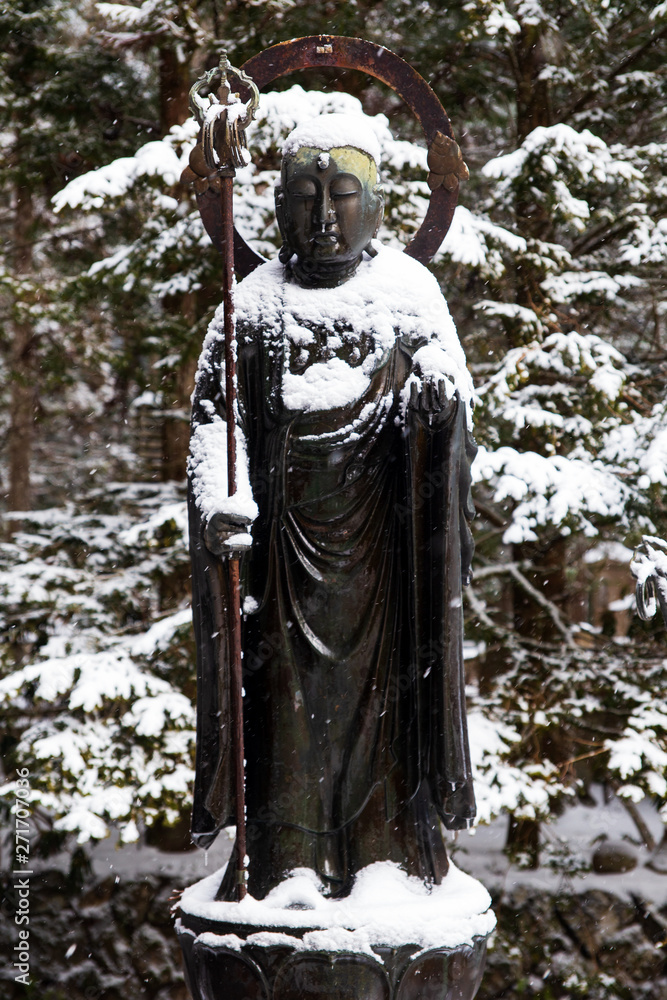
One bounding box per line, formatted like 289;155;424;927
179;861;495;953
234;243;473;415
283;113;382;166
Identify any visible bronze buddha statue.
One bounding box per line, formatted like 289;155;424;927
188;114;477;901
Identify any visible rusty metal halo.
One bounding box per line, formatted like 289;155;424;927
227;35;459;277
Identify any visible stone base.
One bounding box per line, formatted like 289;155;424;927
176;913;488;1000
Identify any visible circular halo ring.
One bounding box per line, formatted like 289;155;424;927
230;35;458;277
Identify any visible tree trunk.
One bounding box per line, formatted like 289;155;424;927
7;182;36;522
161;352;197;482
157;46;196;481
510;21;556;298
506;814;540;868
159;45;191;133
512;23;553;143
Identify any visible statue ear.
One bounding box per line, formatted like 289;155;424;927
373;186;384;237
275;186;288;244
275;185;294;263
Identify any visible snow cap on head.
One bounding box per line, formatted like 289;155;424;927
283;113;382;167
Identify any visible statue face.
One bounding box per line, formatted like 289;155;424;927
278;146;383;273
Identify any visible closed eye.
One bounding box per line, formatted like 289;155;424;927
331;176;362;199
288;180;318;199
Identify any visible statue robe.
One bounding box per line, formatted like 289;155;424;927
188;247;477;898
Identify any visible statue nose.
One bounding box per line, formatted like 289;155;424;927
317;190;336;226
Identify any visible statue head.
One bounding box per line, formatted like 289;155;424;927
276;114;384;288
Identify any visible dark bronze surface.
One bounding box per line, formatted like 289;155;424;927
193;36;462;275
274;954;390;1000
219;178;247;899
189;156;477;896
176;917;488;1000
427;131;470;192
276;145;383;287
189;53;259;172
190;333;476;896
633;535;667;625
185;38;485;998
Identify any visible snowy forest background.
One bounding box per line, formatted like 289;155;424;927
1;1;667;998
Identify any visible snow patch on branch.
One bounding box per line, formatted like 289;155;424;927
53;119;198;211
438;205;527;272
483;124;642;187
473;445;632;543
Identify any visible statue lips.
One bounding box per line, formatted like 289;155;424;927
313;231;341;247
310;228;344;256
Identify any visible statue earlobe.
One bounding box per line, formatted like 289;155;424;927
275;186;287;243
373;188;384;238
275;186;294;263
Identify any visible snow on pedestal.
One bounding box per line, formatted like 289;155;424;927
177;860;495;951
176;862;494;1000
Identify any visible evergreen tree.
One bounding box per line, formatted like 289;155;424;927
0;0;157;514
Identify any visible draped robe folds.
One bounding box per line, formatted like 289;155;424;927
188;247;477;899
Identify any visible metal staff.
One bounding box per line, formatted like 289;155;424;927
184;54;259;900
